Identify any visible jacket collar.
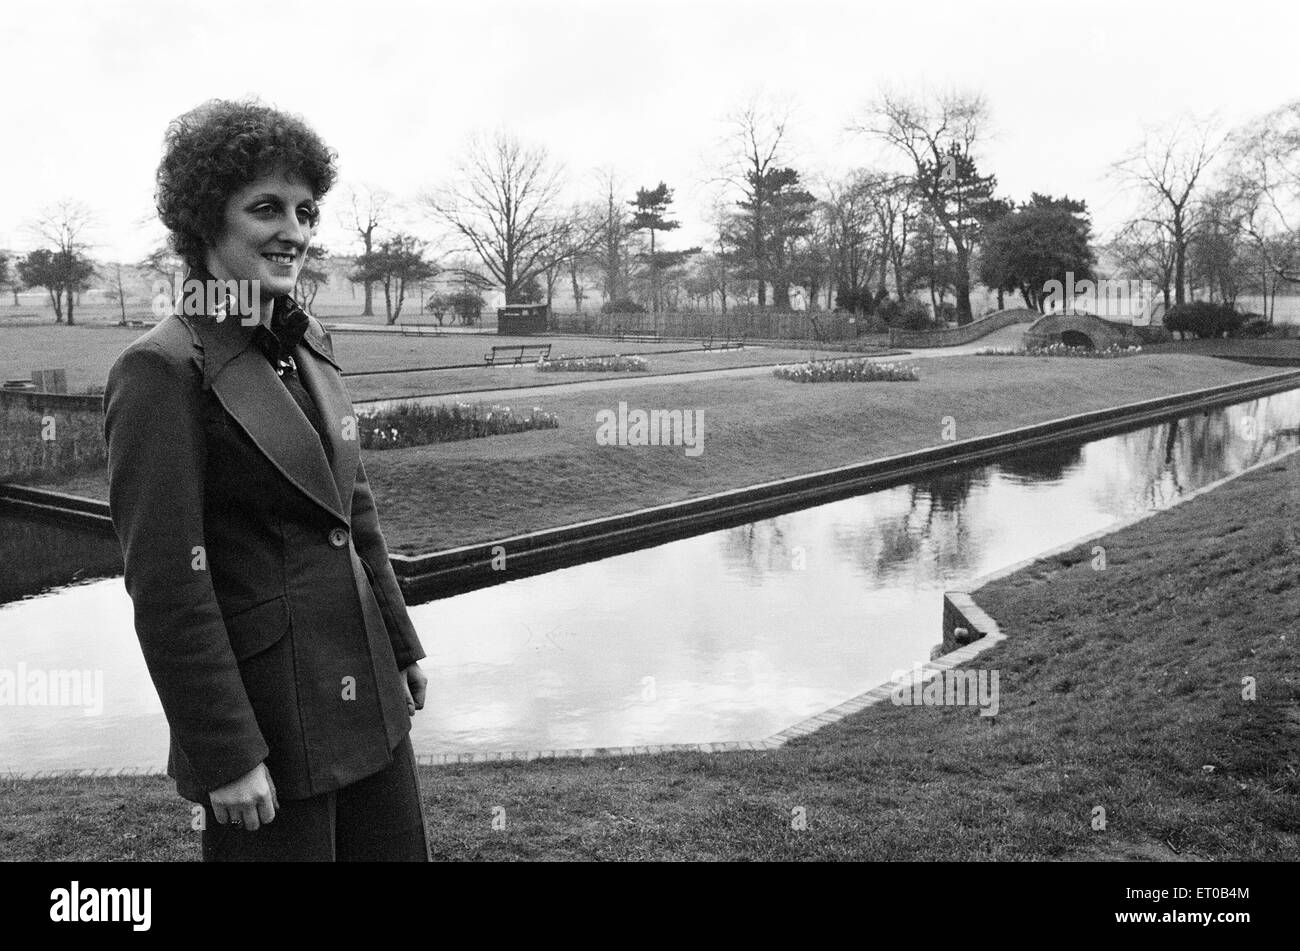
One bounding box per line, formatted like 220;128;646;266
175;264;356;525
174;264;339;390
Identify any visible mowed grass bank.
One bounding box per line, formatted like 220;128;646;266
5;450;1296;861
25;354;1283;554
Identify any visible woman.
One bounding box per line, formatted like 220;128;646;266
104;99;430;861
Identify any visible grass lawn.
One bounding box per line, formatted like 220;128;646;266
339;343;865;401
25;354;1282;554
0;314;864;398
1145;337;1300;359
5;449;1295;861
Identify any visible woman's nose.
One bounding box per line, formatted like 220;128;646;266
278;213;307;246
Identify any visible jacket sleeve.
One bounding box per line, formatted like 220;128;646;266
349;452;427;670
104;342;269;792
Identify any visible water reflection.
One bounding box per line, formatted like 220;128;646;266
1;390;1297;770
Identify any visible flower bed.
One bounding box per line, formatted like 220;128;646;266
975;343;1143;358
358;401;559;449
537;354;648;372
772;358;920;383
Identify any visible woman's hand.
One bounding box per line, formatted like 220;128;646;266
210;762;279;831
401;663;427;715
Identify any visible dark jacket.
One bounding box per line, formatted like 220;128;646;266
103;299;425;803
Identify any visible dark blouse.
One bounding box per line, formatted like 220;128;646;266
253;296;335;466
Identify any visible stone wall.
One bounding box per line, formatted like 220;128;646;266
889;307;1040;348
0;389;105;482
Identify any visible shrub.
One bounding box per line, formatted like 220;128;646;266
357;401;558;449
834;286;881;315
1236;314;1271;338
877;297;933;331
935;301;958;325
601;298;646;315
854;314;891;334
447;290;485;326
423;292;451;324
1163;301;1244;339
773;358;920;383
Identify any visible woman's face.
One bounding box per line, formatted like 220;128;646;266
204;168;316;301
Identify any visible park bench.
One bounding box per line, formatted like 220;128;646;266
484;344;552;365
401;322;447;336
702;333;746;351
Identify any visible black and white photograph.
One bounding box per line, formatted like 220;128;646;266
0;0;1293;917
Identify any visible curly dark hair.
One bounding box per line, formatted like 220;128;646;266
156;98;338;270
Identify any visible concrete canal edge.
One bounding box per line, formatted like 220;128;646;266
3;368;1299;600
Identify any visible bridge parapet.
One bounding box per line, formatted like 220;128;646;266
889;307;1040;348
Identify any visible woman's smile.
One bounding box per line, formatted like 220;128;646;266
204;169;318;308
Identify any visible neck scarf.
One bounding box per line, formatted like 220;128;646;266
255;295;311;375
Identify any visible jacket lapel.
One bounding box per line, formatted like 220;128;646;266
181;291;352;525
295;325;360;517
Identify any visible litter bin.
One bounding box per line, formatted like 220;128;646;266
497;304;549;335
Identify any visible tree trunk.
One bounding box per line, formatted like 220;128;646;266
773;281;792;310
649;229;658;322
569;260;583;313
116;265;127;324
66;286;76;326
954;244;972;324
1173;217;1187;306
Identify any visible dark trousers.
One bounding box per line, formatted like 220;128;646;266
201;734;430;862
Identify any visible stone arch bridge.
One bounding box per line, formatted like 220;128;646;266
1023;312;1167;350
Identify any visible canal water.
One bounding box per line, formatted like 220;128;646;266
2;390;1298;771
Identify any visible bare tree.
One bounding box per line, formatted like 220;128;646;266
1108;219;1177;308
589;167;631;304
720;96;792;307
855;88;990;322
103;261;130;324
820;169;917;309
341;185;391;317
1225;101;1300;306
536;203;604;312
1113;116;1224;305
139;242;182;299
27;199;97;324
422;132;570;304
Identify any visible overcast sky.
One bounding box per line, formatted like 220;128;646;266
3;0;1297;264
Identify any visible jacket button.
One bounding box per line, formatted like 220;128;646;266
328;527;348;549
